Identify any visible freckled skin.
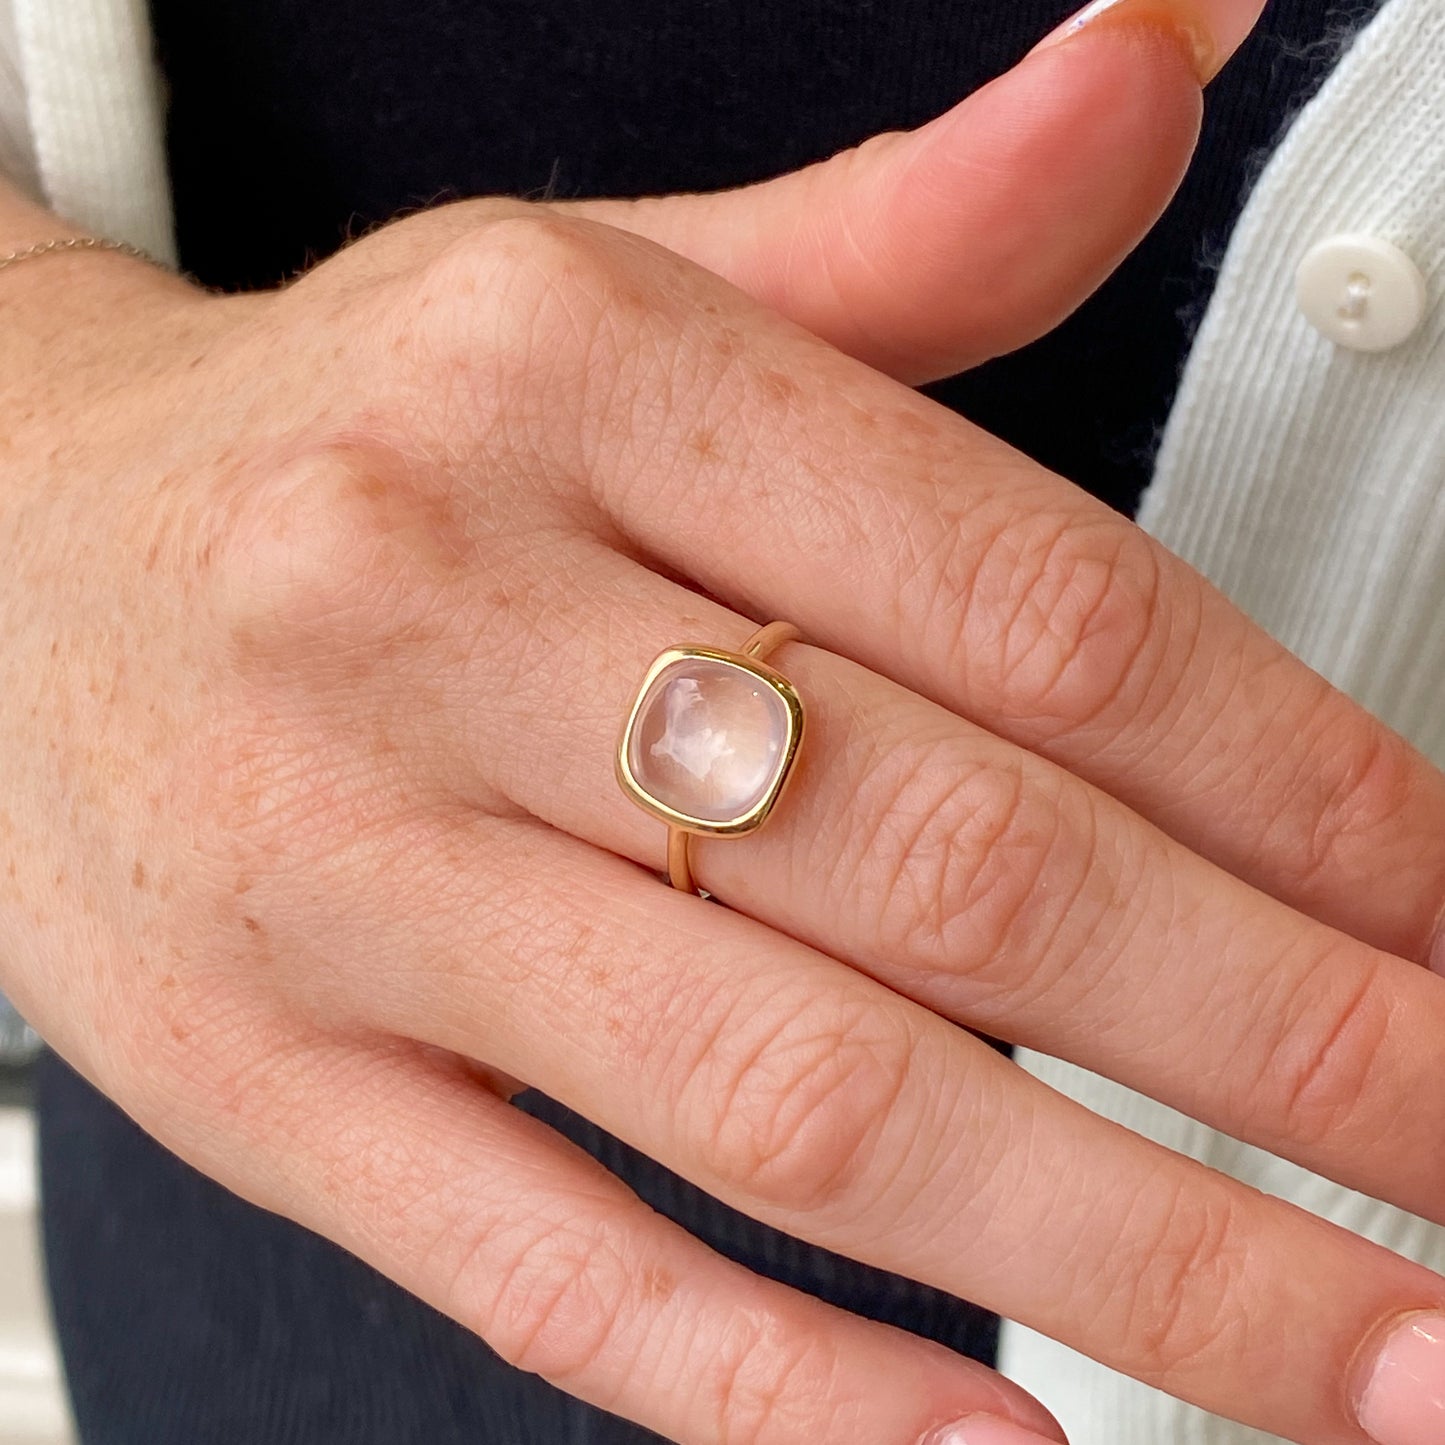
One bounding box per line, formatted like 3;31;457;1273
759;368;800;405
15;23;1445;1439
687;427;721;460
640;1265;677;1303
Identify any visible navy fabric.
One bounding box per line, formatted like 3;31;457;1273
39;0;1384;1439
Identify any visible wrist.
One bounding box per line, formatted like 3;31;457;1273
0;174;211;370
0;240;221;417
0;235;156;273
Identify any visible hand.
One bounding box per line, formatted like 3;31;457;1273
9;8;1445;1445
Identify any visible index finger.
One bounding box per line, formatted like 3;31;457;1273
423;210;1445;966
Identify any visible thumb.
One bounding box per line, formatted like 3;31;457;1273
556;0;1266;385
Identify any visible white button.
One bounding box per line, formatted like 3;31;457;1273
1296;234;1429;352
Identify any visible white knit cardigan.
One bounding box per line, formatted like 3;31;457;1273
4;2;1443;1443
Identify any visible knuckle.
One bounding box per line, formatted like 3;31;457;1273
213;439;461;672
200;441;462;863
1250;952;1392;1148
881;752;1036;960
458;1204;850;1438
1290;697;1420;888
464;1210;632;1383
411;209;639;376
682;984;913;1214
705;1314;845;1444
437;206;625;290
1106;1181;1248;1384
399;208;672;476
965;513;1168;735
858;741;1093;995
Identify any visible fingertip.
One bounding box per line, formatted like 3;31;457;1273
920;1417;1069;1445
1027;0;1268;85
909;1338;1071;1445
1196;0;1272;73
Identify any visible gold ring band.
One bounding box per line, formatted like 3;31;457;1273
616;621;805;896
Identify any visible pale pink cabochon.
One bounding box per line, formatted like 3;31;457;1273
627;658;791;824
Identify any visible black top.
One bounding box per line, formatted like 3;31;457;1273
37;2;1383;1441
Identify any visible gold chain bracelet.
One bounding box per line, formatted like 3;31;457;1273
0;235;153;273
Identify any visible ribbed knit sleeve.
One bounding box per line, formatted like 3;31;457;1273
0;0;40;199
13;0;173;262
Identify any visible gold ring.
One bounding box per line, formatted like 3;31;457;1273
615;621;805;895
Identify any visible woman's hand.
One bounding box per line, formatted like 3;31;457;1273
11;7;1445;1445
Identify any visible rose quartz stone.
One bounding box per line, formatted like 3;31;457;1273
628;658;789;823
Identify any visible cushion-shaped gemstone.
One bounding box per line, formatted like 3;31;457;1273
627;657;790;824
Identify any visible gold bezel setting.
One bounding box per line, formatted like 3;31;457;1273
616;645;805;838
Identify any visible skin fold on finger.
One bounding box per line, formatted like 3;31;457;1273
367;211;1445;970
282;520;1445;1233
138;1022;1067;1445
250;808;1445;1445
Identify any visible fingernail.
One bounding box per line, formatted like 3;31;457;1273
920;1416;1063;1445
1028;0;1230;85
1355;1313;1445;1445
